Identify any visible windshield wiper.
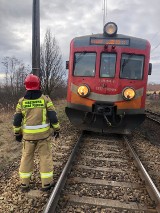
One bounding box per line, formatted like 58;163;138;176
75;51;87;64
121;53;134;71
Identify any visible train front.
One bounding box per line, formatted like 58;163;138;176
65;22;152;134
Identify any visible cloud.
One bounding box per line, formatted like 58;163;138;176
0;0;160;83
0;73;5;78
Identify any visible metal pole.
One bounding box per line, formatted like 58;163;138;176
32;0;40;77
106;0;107;22
103;0;107;26
103;0;105;26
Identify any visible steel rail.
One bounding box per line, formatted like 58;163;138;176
146;115;160;124
145;110;160;117
124;136;160;212
43;132;84;213
145;110;160;124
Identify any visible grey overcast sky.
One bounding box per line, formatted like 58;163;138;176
0;0;160;83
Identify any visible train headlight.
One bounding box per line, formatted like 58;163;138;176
104;22;118;36
77;85;90;97
122;87;135;100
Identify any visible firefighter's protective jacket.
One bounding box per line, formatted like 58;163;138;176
13;90;60;140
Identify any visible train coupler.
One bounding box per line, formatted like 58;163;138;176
103;114;112;126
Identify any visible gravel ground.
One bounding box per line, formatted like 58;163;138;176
0;100;81;213
138;118;160;146
0;121;80;213
56;203;152;213
145;99;160;145
0;99;159;212
70;167;141;183
130;129;160;191
56;135;156;212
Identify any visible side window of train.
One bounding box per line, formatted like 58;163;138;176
73;52;96;77
120;54;144;80
100;53;116;78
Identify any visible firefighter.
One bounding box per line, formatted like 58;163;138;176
13;74;60;192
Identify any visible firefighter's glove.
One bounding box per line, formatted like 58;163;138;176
53;130;60;140
15;134;23;142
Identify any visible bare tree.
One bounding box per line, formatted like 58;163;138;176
2;57;30;93
2;56;20;94
1;56;30;107
14;64;30;94
40;29;66;95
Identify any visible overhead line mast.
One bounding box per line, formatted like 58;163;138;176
103;0;107;26
32;0;40;77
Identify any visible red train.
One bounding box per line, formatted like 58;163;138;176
65;22;152;134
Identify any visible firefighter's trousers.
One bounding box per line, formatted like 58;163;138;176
19;137;53;188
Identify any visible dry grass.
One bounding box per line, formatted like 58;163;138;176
54;99;68;122
146;98;160;113
0;110;21;171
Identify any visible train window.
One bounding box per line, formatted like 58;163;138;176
120;54;144;80
100;53;116;78
73;52;96;77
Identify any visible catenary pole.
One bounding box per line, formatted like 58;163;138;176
32;0;40;77
103;0;107;26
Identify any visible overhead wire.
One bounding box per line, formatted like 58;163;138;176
151;42;160;53
150;31;160;53
150;31;160;43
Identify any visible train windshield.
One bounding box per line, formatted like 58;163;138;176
120;54;144;80
100;53;116;78
73;52;96;77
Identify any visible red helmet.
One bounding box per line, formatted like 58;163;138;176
24;74;40;90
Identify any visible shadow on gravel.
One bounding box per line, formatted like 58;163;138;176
135;120;160;147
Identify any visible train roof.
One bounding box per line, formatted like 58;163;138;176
72;33;150;50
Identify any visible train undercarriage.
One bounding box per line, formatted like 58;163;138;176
65;102;145;134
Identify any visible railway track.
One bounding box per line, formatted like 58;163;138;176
146;110;160;124
144;109;160;146
43;132;160;213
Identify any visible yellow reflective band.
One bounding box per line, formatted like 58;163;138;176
40;171;53;179
23;126;50;134
22;110;26;124
47;102;53;107
22;99;45;109
16;103;21;110
52;122;60;129
13;126;21;132
19;172;32;179
42;108;47;124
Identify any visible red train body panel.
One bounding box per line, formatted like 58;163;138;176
65;23;151;134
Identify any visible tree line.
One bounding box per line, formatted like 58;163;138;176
0;30;67;110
